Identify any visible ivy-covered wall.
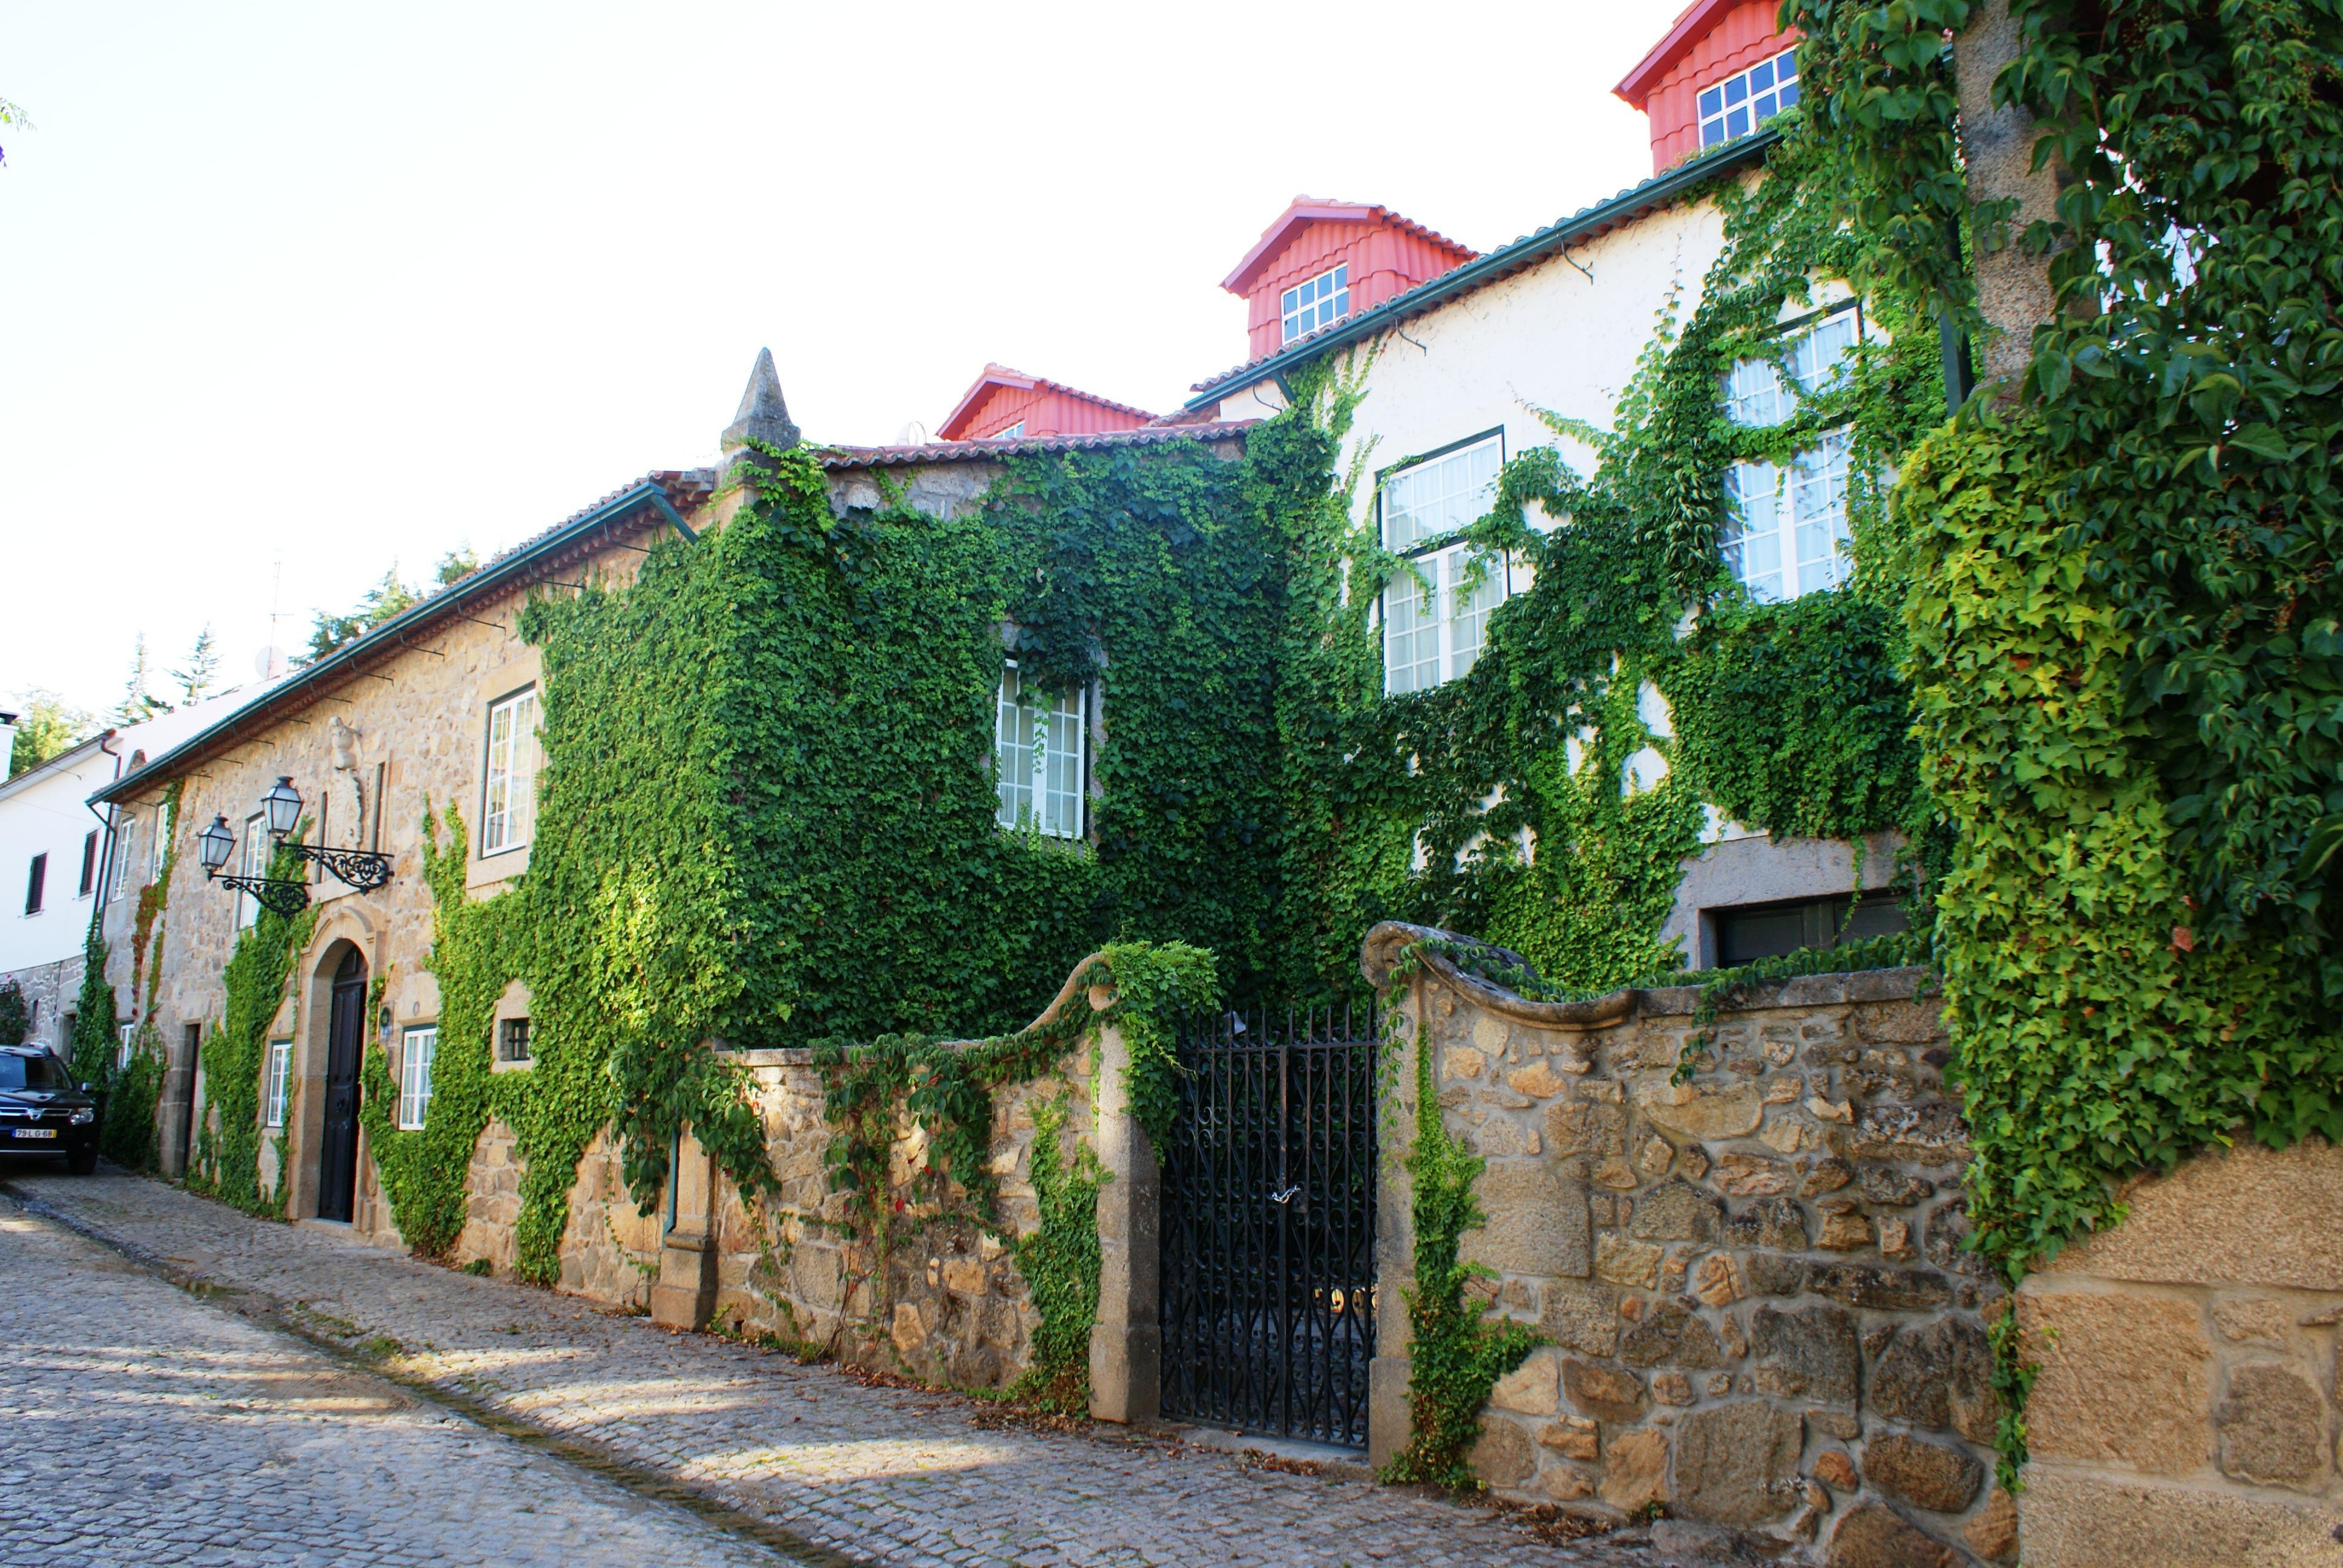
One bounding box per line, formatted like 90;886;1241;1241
355;439;1281;1285
1257;123;1945;1009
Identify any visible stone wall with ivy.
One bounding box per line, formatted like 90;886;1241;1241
1369;926;2014;1563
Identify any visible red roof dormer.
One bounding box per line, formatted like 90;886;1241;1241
1221;199;1478;363
937;364;1158;442
1615;0;1802;173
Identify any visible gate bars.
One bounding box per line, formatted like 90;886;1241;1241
1156;1002;1378;1449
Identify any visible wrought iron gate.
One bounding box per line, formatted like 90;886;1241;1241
1158;1004;1377;1448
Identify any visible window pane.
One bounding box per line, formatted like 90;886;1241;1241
1699;85;1722;116
1725;74;1748;105
1449;552;1504;676
1383;436;1502;551
1790;431;1852;595
1727;105;1750;137
1723;462;1787;602
1778;79;1801;108
1750;59;1774;91
1702;118;1725;146
1383;570;1442;695
1281;286;1298;313
1778;53;1798;86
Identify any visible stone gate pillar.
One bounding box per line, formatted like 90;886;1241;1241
1089;987;1162;1424
650;1126;720;1331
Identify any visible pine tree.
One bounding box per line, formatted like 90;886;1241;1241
112;633;171;724
170;624;221;705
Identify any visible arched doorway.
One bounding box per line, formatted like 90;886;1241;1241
317;946;366;1223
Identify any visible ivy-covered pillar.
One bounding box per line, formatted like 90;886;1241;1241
1088;982;1161;1424
650;1127;721;1330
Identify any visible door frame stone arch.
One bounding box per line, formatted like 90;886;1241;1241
289;904;381;1223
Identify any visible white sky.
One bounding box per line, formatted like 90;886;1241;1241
1;1;1676;717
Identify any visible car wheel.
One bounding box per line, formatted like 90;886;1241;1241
66;1146;98;1175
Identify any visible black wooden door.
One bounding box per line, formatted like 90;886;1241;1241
1158;1004;1377;1448
318;947;365;1223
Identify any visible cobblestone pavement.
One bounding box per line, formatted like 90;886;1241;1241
1;1171;1683;1568
0;1199;800;1567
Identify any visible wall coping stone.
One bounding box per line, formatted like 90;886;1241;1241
1360;920;1935;1022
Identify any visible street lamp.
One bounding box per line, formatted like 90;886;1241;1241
261;776;304;841
197;777;396;919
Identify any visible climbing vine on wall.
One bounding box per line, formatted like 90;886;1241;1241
1377;941;1538;1491
1791;0;2343;1282
352;437;1266;1286
1262;107;1948;1011
191;835;316;1215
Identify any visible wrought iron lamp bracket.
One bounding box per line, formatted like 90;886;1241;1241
208;872;315;920
278;841;395;893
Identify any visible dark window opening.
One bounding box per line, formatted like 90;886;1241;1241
79;831;98;897
1711;890;1908;968
499;1017;531;1063
24;854;46;916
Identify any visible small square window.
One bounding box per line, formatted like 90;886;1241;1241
499;1017;532;1063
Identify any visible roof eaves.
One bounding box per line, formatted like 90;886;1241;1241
819;421;1256;470
91;477;689;807
1182;129;1778;410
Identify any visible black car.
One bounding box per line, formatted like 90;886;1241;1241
0;1047;100;1174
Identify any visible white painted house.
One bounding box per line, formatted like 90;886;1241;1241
1178;8;1902;970
0;685;281;1055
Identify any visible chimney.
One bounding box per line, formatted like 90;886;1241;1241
721;347;801;456
0;708;18;779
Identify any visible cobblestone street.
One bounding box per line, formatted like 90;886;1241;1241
0;1171;1678;1568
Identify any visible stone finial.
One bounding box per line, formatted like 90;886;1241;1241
721;347;800;454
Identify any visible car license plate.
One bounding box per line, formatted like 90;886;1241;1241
13;1128;57;1139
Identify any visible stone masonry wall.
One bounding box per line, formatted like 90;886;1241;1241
1365;924;2008;1566
2014;1137;2343;1567
448;1016;1106;1395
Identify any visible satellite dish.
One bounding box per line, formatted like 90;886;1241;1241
254;646;289;679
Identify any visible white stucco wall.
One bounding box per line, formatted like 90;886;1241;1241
0;741;116;988
1202;175;1893;964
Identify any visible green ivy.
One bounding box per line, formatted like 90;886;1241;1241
191;835;317;1215
1011;1094;1104;1413
1378;942;1538;1491
1260;109;1946;1014
358;805;512;1257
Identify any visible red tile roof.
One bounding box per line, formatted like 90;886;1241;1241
936;363;1159;441
1219;198;1478;296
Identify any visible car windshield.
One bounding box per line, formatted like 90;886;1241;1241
0;1053;69;1091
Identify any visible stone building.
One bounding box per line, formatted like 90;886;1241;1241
87;355;1252;1233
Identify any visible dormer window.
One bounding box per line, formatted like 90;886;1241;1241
1281;264;1349;344
994;422;1025;440
1699;48;1798;147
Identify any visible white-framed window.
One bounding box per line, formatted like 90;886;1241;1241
263;1039;292;1129
150;797;173;882
995;662;1085;840
1378;434;1509;695
1280;263;1349;344
397;1026;437;1131
1726;305;1861;427
106;814;134;903
237;812;269;929
993;421;1026;440
1381;434;1506;554
481;687;542;857
1384;546;1509;695
117;1022;136;1071
1699;47;1800;148
1722;430;1852;602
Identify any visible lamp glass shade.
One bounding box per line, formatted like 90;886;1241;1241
197;814;236;872
261;776;303;840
